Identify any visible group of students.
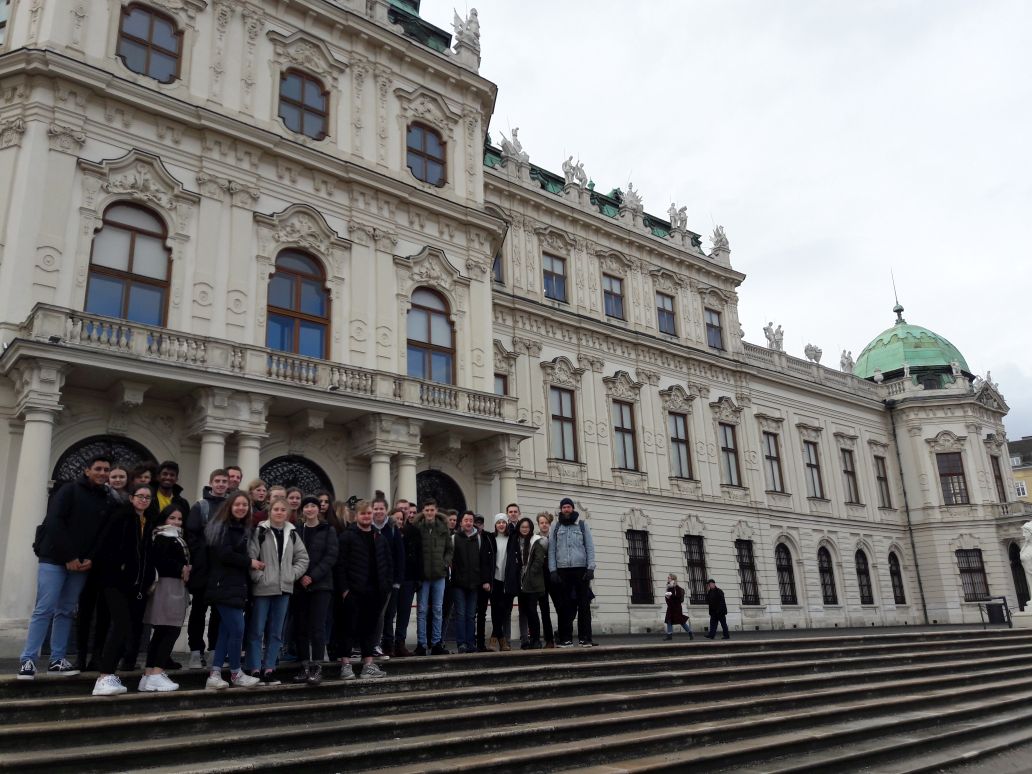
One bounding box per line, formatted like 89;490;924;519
17;454;602;696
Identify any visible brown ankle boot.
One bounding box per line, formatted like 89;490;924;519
499;637;512;652
488;637;499;651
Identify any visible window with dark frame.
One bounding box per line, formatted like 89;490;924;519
991;456;1007;503
936;452;970;505
116;4;182;84
406;287;454;384
775;544;797;605
278;69;329;140
874;455;893;508
626;530;654;604
612;400;638;470
406;123;446;186
656;292;677;335
492;253;504;284
762;431;785;492
818;546;838;604
956;548;990;601
603;274;625;319
841;449;861;504
549;386;577;461
889;551;906;605
0;0;10;47
668;413;692;479
704;308;724;350
804;441;825;499
85;203;171;327
719;422;741;486
682;535;707;604
855;549;874;604
736;539;760;605
265;250;331;359
494;373;508;396
542;253;567;302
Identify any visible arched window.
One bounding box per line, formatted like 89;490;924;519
85;203;171;326
406;123;446;186
818;546;838;605
116;4;182;84
266;250;330;359
775;544;797;605
888;551;907;605
855;549;874;605
407;288;454;384
279;70;328;140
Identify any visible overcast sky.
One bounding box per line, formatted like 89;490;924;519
424;0;1031;439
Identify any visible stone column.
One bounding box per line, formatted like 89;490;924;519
396;452;418;503
499;468;518;511
197;431;228;494
370;452;392;498
236;433;264;483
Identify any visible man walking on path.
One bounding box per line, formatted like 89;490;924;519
704;578;730;640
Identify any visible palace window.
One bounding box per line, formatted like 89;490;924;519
406;288;454;384
542;254;567;302
776;544;797;605
85;203;171;326
279;70;328;140
612;400;638;470
116;4;182;84
266;250;330;359
818;547;838;604
841;449;861;504
492;253;504;285
956;548;990;601
494;373;508;396
936;452;969;505
682;535;707;604
736;539;760;605
719;422;741;487
991;456;1007;503
804;441;825;499
406;123;446;186
704;308;724;350
855;550;874;605
668;413;692;479
603;274;625;319
874;455;893;508
1018;481;1029;498
889;551;906;605
0;1;10;47
656;292;677;335
626;530;654;604
762;432;785;492
549;386;577;462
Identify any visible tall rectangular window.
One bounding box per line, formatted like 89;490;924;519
682;535;707;604
626;530;654;604
492;253;504;284
804;441;825;498
736;539;760;605
549;386;577;461
719;423;741;486
874;455;893;508
841;449;861;504
656;292;676;335
494;373;508;396
0;0;10;46
762;432;784;493
542;254;567;302
991;456;1007;503
1018;481;1029;498
937;452;969;505
668;413;692;478
603;274;625;319
612;401;637;470
956;549;990;601
705;308;724;350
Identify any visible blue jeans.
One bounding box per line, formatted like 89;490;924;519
246;594;290;671
417;577;446;647
213;605;245;672
394;581;417;645
452;587;478;651
20;562;88;663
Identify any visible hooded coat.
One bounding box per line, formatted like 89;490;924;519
248;520;309;596
295;520;338;593
184;487;226;593
36;476;115;565
335;524;393;595
205;519;251;609
416;512;453;581
518;534;548;595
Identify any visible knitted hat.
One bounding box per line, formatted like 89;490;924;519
301;495;320;509
494;513;508;525
559;497;575;509
706;578;716;585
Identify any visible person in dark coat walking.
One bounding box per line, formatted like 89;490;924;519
294;496;338;684
663;573;693;640
704;578;729;640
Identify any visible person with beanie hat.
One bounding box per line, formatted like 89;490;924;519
547;497;597;647
293;495;338;684
488;513;520;651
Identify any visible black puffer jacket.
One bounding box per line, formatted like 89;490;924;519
94;503;154;595
451;530;493;591
296;521;339;593
37;477;116;565
488;531;522;596
335;525;392;595
184;489;226;593
402;522;423;582
206;520;251;609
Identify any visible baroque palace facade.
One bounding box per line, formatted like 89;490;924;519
0;0;1026;633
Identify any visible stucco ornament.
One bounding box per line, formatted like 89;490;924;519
804;344;823;364
453;8;481;51
499;128;529;163
621;183;644;213
711;225;729;252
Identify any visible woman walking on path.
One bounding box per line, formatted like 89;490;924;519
140;504;191;691
663;574;693;640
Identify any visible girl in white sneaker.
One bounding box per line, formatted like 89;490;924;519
140;504;190;692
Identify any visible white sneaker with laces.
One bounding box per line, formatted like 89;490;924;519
187;651;204;670
359;663;386;679
150;672;179;692
92;674;127;696
137;675;152;692
205;671;229;690
230;670;260;688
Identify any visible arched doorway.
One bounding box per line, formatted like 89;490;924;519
51;435;155;492
259;455;335;497
1010;542;1030;611
416;469;466;513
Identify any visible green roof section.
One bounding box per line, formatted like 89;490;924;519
853;304;970;380
387;0;451;53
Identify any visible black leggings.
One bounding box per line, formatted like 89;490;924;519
98;587;131;675
294;590;332;664
146;626;180;669
490;585;515;639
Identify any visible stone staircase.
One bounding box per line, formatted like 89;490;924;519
2;629;1032;773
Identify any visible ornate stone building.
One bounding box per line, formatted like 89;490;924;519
0;0;1024;632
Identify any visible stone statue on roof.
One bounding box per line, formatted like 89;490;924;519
499;127;529;164
453;8;481;51
840;350;854;373
667;203;688;231
562;156;577;186
804;344;823;364
622;183;643;212
764;322;776;349
574;161;588;187
774;325;784;351
711;224;729;252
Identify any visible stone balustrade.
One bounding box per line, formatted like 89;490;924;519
741;340;881;399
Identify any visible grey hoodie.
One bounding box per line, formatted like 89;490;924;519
248;519;309;596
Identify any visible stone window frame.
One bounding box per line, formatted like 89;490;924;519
756;413;787;494
649;267;687;339
106;0;205;93
493;339;517;397
603;370;644;474
660;385;697;481
623;508;655;605
887;547;908;605
394;86;461;193
535;226;577;305
541;356;586;464
797;423;827;500
817;539;841;606
698;285;733;350
869;439;895;510
835;432;863;506
926;431;970;507
116;3;184;84
854;544;876;605
268;30;347;147
278;68;331;141
406;287;456;384
773;531;807;608
711;396;745;489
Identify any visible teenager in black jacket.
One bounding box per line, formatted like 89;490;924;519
293;496;338;685
141;504;191;692
451;512;493;653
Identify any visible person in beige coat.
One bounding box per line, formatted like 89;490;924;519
245;498;308;684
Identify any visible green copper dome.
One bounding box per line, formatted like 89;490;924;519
853;305;970;380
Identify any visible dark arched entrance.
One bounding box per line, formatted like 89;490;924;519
416;469;466;513
51;435;155;491
1010;542;1030;611
259;455;334;497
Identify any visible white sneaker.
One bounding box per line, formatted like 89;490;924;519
372;645;389;660
137;675;152;692
230;670;260;688
92;674;127;696
188;651;204;670
205;671;229;690
149;672;179;692
359;663;386;679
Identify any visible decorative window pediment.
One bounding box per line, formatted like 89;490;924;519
622;507;651;531
679;513;705;536
603;370;642;401
926;430;966;454
974;382;1009;413
649;267;685;294
493;339;517;376
395;245;470;299
732;519;754;541
534;225;576;257
541;356;584;388
268;30;347;80
833;431;859;450
710;396;743;424
659;384;695;413
595;248;635;276
796;422;824;443
867;438;890;451
395;86;460;138
255;204;350;273
755;412;784;434
147;0;208;25
949;532;981;552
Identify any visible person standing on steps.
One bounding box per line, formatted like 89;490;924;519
536;512;557;648
516;517;547;649
548;497;597;648
413;499;453;656
140;504;191;692
663;574;693;640
294;496;337;685
450;511;492;653
184;468;230;670
488;513;519;651
704;579;730;640
371;496;404;659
